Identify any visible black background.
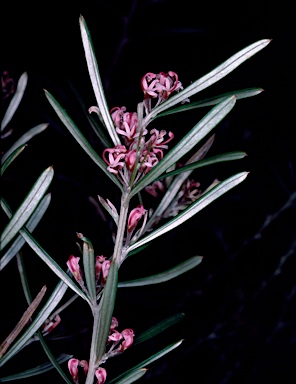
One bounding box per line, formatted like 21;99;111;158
1;1;296;383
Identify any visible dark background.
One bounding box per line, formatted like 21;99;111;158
1;1;296;383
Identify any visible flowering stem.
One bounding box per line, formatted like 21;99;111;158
85;190;130;383
113;190;131;263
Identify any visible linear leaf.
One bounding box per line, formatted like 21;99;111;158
108;340;183;384
157;151;247;180
144;39;271;123
38;335;72;384
118;256;202;287
114;369;148;384
128;172;248;253
1;194;51;270
1;72;28;131
131;96;236;196
79;15;121;146
1;123;49;164
0;280;68;367
1;145;27;176
95;261;118;364
0;354;72;381
144;135;215;233
44;90;123;191
1;199;90;303
0;167;54;250
156;88;264;118
132;313;185;347
81;236;96;302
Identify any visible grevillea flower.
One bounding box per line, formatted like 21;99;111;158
95;367;107;384
41;315;61;336
120;328;135;351
79;360;89;376
141;71;184;104
102;145;127;174
145;180;165;198
68;358;79;384
110;317;119;330
67;256;83;285
101;260;111;283
108;329;123;342
127;205;147;233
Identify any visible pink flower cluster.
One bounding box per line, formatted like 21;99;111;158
102;121;174;185
106;317;135;356
141;71;184;106
68;358;106;384
66;254;110;292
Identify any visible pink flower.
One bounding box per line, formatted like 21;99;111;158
121;328;135;350
101;260;111;283
127;205;147;233
95;367;107;384
41;315;61;336
102;145;127;174
67;256;83;285
145;180;165;198
141;72;160;99
108;329;123;342
79;360;89;376
95;255;106;282
110;106;127;127
110;317;119;330
68;358;79;384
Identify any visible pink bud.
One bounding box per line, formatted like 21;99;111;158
95;367;107;384
110;317;119;330
79;360;89;376
127;205;146;233
68;358;79;383
102;260;111;282
41;315;61;336
67;256;83;284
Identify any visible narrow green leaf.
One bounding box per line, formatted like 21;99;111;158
144;39;271;122
38;335;73;384
1;123;49;164
118;256;202;287
132;313;185;347
128;172;248;253
144;135;215;233
1;194;51;271
0;167;54;251
1;72;28;131
79;15;121;146
131;96;236;196
95;261;118;364
81;236;96;301
1;199;90;303
1;145;27;176
44;90;123;191
108;340;183;384
156;151;247;180
126;243;150;257
114;369;148;384
0;280;68;367
0;354;72;382
156;88;264;118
